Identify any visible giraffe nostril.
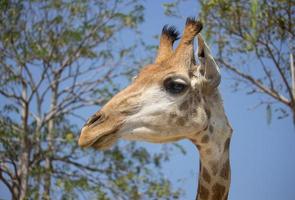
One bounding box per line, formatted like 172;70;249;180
86;112;105;126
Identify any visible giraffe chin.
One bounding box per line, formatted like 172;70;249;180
91;131;119;150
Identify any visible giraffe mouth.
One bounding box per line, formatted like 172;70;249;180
90;129;119;150
79;118;122;149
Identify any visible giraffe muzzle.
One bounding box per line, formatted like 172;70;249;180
79;110;123;149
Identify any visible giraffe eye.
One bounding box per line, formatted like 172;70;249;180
164;77;188;95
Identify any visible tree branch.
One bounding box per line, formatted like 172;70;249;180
219;59;290;106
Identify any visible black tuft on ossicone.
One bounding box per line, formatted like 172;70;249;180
162;25;180;42
186;17;203;33
186;17;197;25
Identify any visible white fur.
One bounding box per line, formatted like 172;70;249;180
118;85;205;143
119;86;186;142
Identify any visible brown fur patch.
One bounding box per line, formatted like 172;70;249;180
190;139;197;144
199;184;210;199
199;68;205;76
224;138;231;152
194;92;201;102
201;135;209;143
206;148;212;155
209;161;218;175
179;100;189;110
169;112;177;118
203;124;209;131
220;160;230;180
204;107;211;119
177;117;186;126
188;68;194;78
209;125;214;133
212;183;226;200
192;108;198;114
188;95;195;105
202;167;211;183
223;191;229;200
168;112;177;124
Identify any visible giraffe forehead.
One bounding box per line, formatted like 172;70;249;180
106;64;193;111
135;63;189;85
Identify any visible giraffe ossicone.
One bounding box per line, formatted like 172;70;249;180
79;17;233;200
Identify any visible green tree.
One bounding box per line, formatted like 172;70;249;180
199;0;294;123
0;0;182;199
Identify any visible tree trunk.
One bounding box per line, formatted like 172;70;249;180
34;122;42;200
43;127;53;200
19;76;29;200
43;75;59;200
19;147;29;200
12;182;19;200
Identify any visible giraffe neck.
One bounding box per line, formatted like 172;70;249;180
194;141;231;200
190;90;232;200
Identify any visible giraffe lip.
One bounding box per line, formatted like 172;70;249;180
79;124;119;150
91;130;119;150
79;123;121;149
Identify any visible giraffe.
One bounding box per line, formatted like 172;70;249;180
79;18;233;200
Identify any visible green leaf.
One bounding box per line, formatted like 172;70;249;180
56;179;63;188
63;29;82;42
250;0;258;29
80;47;97;58
65;132;74;141
52;15;63;24
251;0;258;14
29;42;49;58
162;2;180;17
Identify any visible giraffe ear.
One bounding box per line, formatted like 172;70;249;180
196;34;221;91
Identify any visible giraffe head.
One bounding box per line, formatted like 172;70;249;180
79;18;225;150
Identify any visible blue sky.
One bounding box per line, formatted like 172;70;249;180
1;1;295;200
